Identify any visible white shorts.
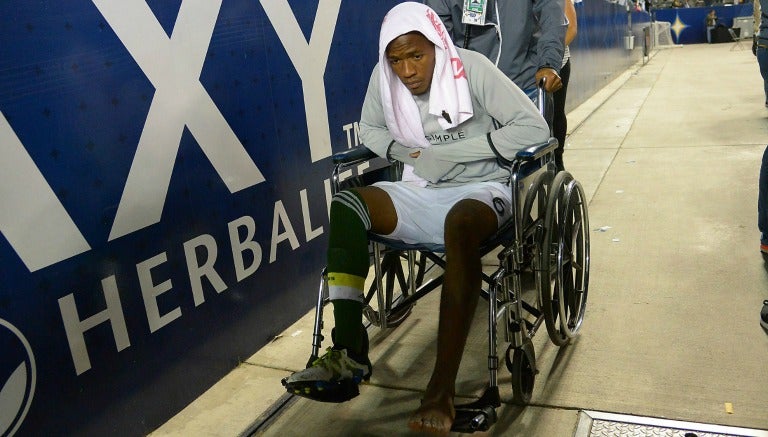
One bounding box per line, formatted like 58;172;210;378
372;181;512;245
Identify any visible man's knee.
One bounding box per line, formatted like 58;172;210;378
444;199;497;245
350;186;398;235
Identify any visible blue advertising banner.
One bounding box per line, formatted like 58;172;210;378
0;0;396;435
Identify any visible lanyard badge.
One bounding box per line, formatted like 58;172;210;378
462;0;488;25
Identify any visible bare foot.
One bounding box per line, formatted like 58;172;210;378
407;394;455;435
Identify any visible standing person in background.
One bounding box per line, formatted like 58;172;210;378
760;142;768;331
552;0;578;171
423;0;566;103
706;9;718;43
754;0;768;108
753;0;768;332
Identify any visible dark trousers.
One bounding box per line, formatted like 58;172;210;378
757;47;768;105
760;145;768;244
552;59;571;171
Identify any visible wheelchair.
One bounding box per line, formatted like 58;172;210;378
296;87;590;433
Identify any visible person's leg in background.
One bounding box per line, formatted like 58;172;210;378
759;145;768;331
552;58;571;172
760;145;768;252
756;47;768;107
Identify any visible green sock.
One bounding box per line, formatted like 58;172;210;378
332;299;363;354
327;190;370;355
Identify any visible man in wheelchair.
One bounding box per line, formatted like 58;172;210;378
282;2;550;434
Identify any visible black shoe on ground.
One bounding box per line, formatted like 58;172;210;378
282;328;372;403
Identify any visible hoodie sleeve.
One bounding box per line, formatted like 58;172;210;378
535;0;567;73
358;64;396;159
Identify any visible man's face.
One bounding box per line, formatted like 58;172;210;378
385;32;436;95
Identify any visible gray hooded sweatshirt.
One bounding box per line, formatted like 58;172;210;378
359;48;550;188
424;0;566;92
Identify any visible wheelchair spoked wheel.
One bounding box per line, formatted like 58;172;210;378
557;177;590;339
519;170;553;273
362;249;425;328
539;171;590;346
506;338;536;405
521;170;552;234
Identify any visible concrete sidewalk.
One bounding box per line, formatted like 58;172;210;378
151;42;768;437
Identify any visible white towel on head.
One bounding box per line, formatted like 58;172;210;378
378;2;473;186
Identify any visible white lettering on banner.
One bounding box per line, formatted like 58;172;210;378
261;0;340;163
300;189;323;242
91;0;266;241
58;276;130;375
342;122;360;149
137;253;181;333
0;112;91;272
56;180;329;374
228;216;263;282
184;234;228;306
270;200;300;263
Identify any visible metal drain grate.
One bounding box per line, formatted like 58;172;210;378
575;411;768;437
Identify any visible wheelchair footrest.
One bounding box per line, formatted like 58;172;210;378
450;386;501;433
283;378;361;403
451;405;497;433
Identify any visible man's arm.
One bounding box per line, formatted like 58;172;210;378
564;0;578;46
358;66;391;158
534;0;567;92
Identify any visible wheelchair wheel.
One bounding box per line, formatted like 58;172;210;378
362;249;425;327
538;171;590;346
506;339;536;405
521;170;552;227
519;171;553;271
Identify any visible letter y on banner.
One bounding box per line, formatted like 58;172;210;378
260;0;340;163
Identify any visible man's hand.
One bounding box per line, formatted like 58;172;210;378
535;67;562;93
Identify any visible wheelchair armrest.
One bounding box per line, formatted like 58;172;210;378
331;145;402;192
332;145;378;165
515;138;559;162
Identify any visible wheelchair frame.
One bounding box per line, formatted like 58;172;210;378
303;90;590;433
